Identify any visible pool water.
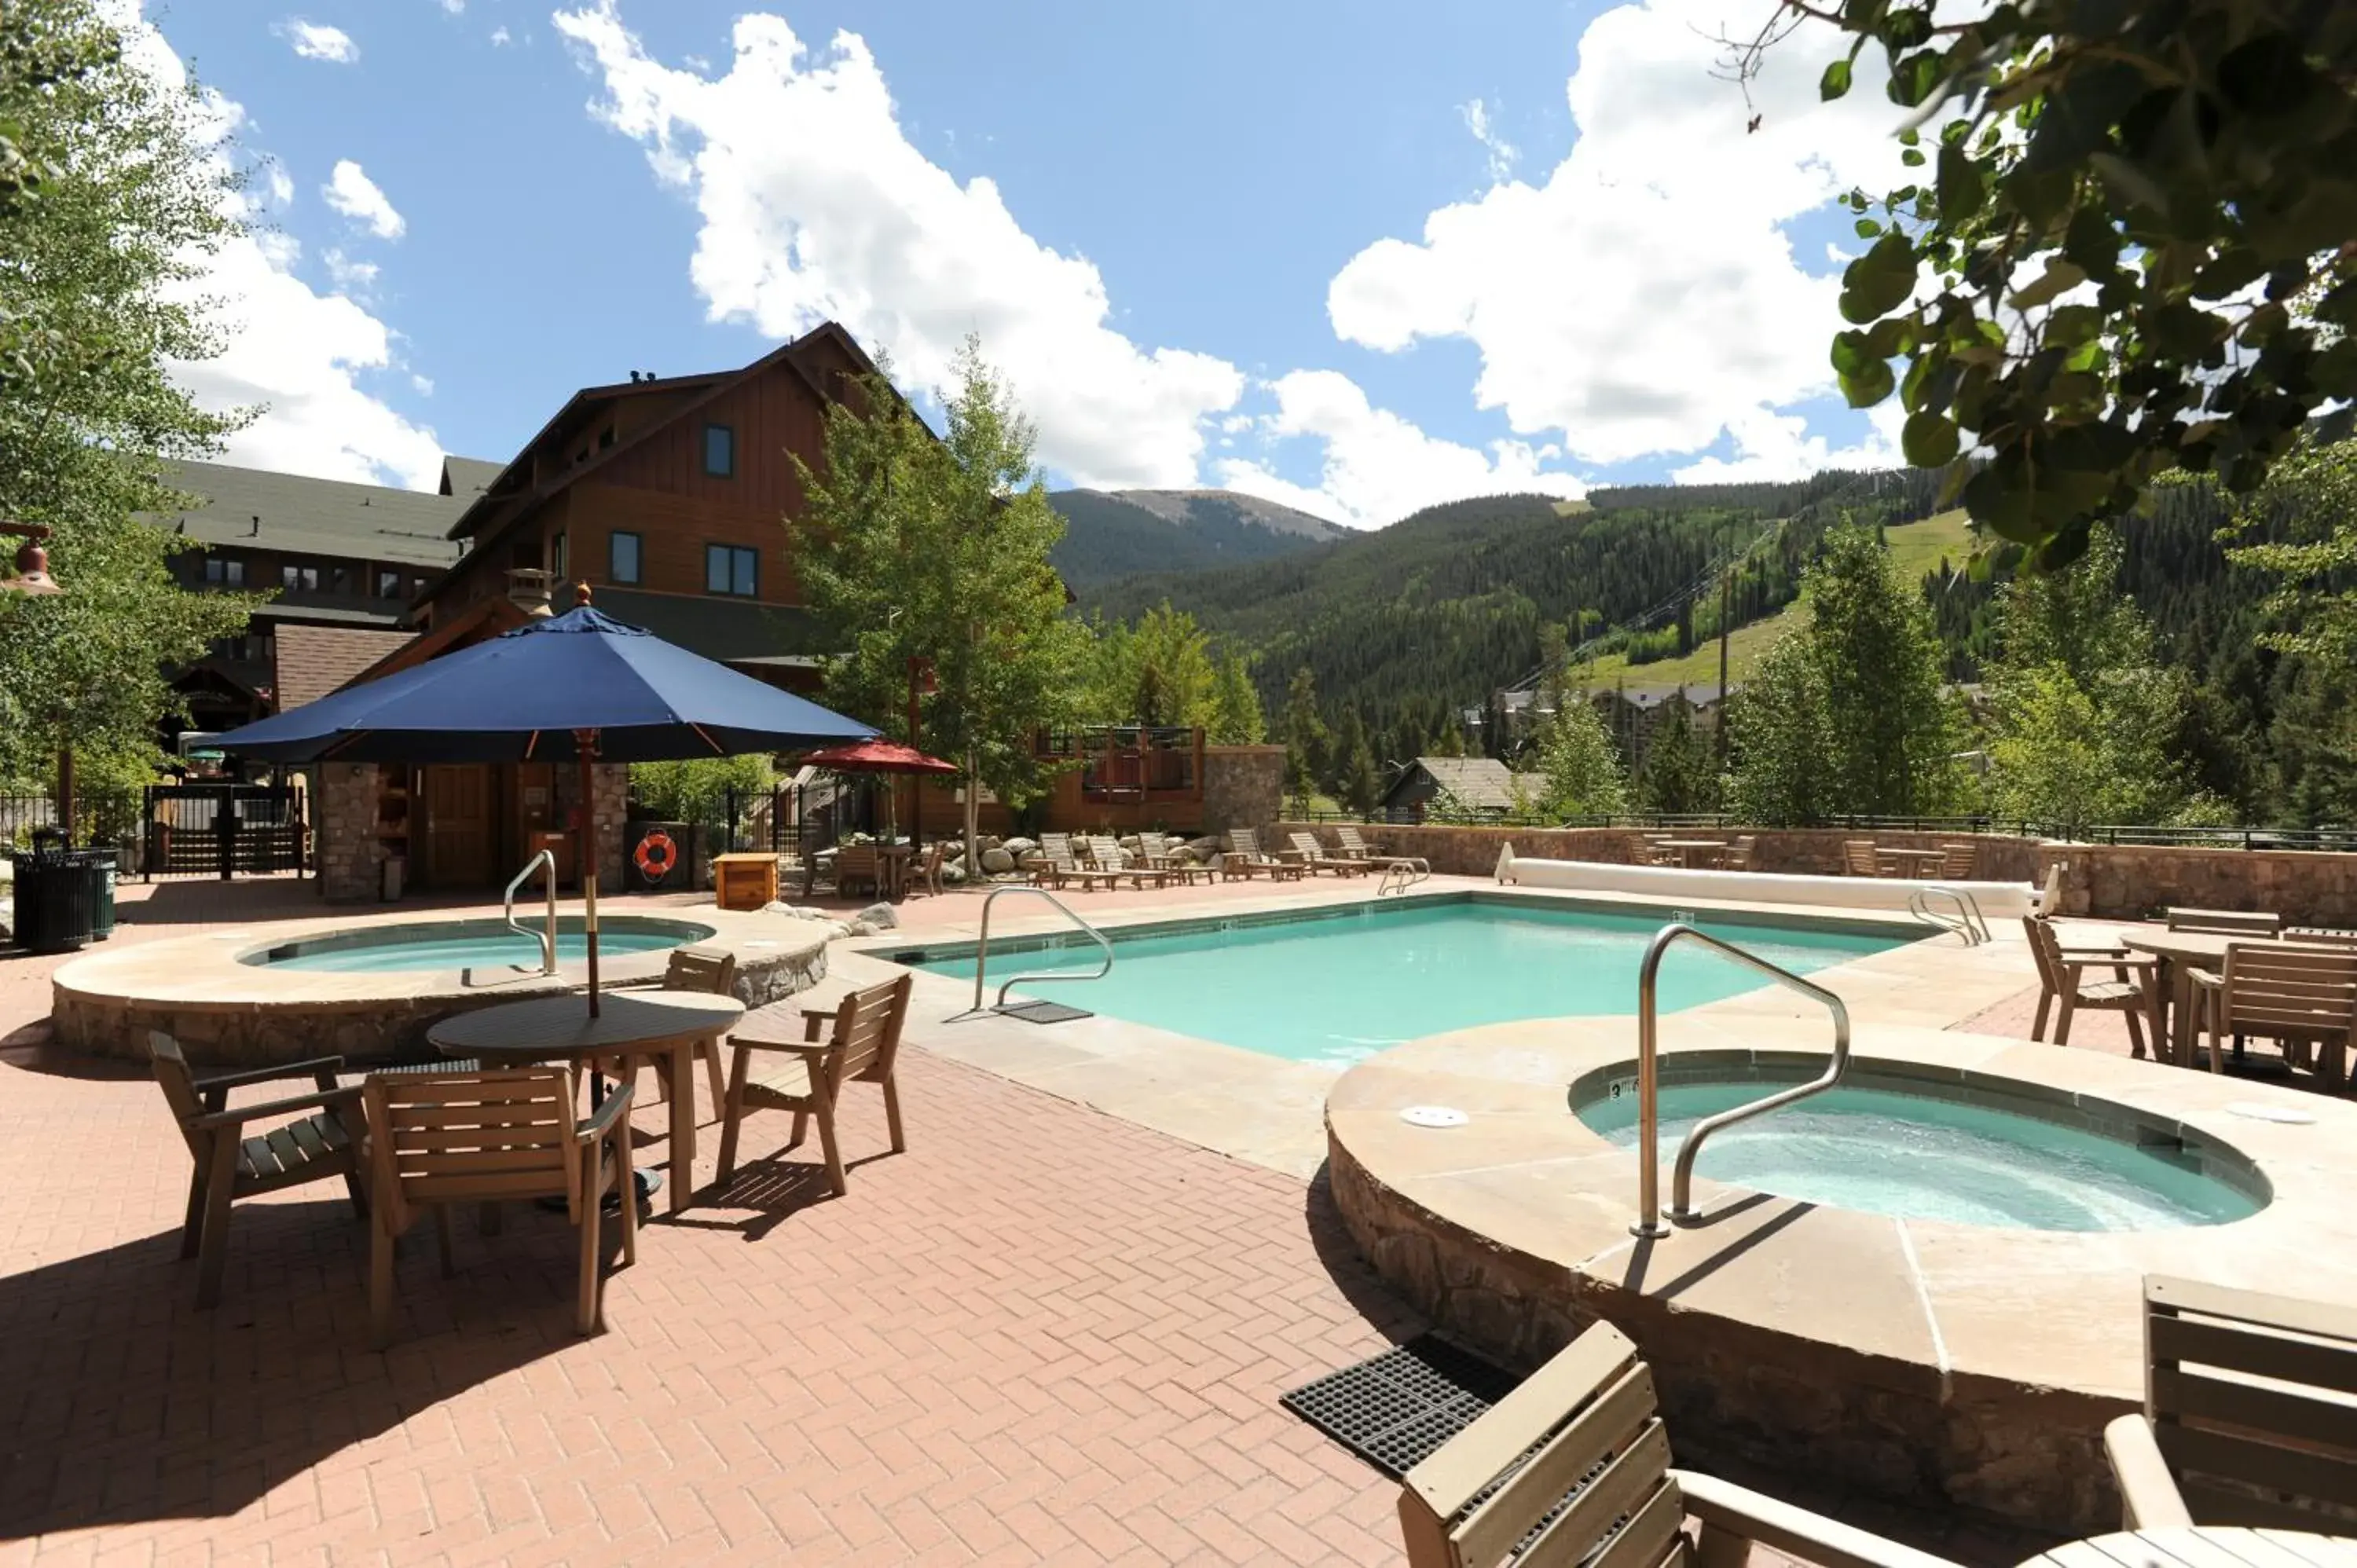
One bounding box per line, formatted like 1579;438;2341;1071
250;917;713;974
1577;1076;2264;1231
915;902;1904;1067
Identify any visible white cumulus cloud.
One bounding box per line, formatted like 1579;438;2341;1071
1460;97;1517;182
548;3;1245;491
1219;371;1585;529
322;247;379;290
1328;0;1915;473
490;26;512;46
321;159;405;240
126;16;442;489
279;19;357;63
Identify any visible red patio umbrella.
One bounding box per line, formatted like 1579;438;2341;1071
801;738;960;850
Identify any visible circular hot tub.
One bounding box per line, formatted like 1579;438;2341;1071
241;915;717;975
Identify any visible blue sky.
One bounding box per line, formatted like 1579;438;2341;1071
148;0;1916;526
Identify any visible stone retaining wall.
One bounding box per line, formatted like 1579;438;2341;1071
1203;746;1287;837
1281;819;2357;925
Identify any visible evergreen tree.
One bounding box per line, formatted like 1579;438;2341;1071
1530;698;1629;819
1635;692;1716;814
1432;713;1467;758
1805;525;1966;815
1208;648;1264;744
1330;706;1380;815
1724;635;1838;826
1279;666;1326;809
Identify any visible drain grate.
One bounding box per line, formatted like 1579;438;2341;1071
996;998;1094;1024
1281;1335;1520;1478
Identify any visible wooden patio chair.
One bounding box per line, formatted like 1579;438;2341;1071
1224;828;1303;881
1721;834;1758;872
907;841;947;897
717;973;913;1196
2167;907;2285;938
1937;841;1978;879
1138;831;1215;885
607;944;737;1114
1640;833;1681;867
2191;942;2357;1086
1842;839;1883;877
361;1067;636;1349
2023;916;2156;1053
1398;1320;1962;1568
2104;1275;2357;1530
147;1031;368;1310
832;844;883;899
1288;830;1368;876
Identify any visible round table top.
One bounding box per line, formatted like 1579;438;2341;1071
428;990;746;1061
2121;929;2323;965
1655;838;1728;850
1878;846;1951;861
2017;1526;2357;1568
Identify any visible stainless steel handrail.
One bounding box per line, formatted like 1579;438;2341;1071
966;885;1114;1013
1629;922;1851;1236
1907;885;1990;945
504;849;558;975
1375;857;1431;896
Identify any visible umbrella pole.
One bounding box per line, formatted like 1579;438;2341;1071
577;740;600;1017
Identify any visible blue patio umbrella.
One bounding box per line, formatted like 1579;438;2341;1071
213;594;875;1009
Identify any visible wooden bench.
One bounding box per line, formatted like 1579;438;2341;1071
1398;1322;1961;1568
2105;1275;2357;1530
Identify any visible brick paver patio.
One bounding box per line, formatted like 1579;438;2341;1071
0;881;1421;1565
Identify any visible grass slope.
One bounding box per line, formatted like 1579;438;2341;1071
1578;509;1977;693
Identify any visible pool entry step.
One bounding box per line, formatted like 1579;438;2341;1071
996;998;1093;1025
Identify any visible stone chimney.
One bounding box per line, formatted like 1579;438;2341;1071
506;567;555;617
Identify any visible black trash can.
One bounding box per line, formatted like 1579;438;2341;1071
9;836;101;954
80;846;118;941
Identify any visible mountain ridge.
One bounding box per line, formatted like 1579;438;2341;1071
1045;487;1347;590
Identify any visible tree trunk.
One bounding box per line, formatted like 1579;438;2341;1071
57;742;75;843
962;749;981;881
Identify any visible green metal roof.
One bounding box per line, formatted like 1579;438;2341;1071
153;459;472;569
439;456;504;499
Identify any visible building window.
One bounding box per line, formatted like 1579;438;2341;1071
203;556;245;587
550;531;568;581
376;569;403;599
598;426;615;451
282;563;319;592
702;423;735;478
706;543;757;597
610;530;642;585
328;566;350;595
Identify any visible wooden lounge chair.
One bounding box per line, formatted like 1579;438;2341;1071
1938;841;1978;879
1138;831;1215;885
147;1031;368;1310
1398;1320;1962;1568
2023;916;2156;1053
1032;833;1120;891
2167;907;2285;937
1288;830;1368;876
362;1068;636;1349
608;945;736;1114
1842;839;1883;877
1224;828;1304;881
2104;1275;2357;1530
1336;824;1422;872
1087;835;1170;890
2190;941;2357;1086
717;974;912;1196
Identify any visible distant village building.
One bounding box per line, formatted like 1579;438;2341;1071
1378;756;1542;819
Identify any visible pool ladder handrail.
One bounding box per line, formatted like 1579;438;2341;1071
1374;857;1431;897
1629;922;1851;1236
961;884;1114;1015
1907;884;1991;946
504;849;558;976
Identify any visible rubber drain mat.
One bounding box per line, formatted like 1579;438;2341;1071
995;998;1094;1024
1281;1335;1522;1478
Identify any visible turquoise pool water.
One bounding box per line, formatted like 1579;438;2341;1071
913;901;1904;1066
1576;1075;2265;1230
248;917;714;974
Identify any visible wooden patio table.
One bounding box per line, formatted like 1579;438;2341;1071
1654;838;1728;868
427;990;745;1216
2015;1527;2356;1568
1875;846;1950;875
2120;928;2331;1070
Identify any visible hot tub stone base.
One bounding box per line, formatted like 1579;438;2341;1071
1326;1131;2118;1533
52;906;830;1065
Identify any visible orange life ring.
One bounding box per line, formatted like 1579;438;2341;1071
634;830;678;881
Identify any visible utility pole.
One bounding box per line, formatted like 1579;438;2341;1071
1715;520;1736;771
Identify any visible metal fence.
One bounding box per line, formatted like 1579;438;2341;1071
1288;805;2357;853
1;793;145;870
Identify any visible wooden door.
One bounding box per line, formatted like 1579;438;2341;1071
511;764;574;888
423;765;495;887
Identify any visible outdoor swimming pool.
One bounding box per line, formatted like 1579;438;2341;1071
911;899;1908;1065
1574;1067;2267;1230
245;915;717;974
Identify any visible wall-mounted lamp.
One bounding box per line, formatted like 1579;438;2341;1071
0;522;60;596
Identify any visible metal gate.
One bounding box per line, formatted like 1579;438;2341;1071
141;784;306;880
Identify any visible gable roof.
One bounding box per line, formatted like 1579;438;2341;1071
438;456;504;500
153;459;468;568
273;625;417;711
1388;755;1528;811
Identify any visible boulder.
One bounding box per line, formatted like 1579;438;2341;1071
856;901;900;930
1002;836;1038;858
848;918;879;936
981;847;1017;874
1184;836;1225;860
